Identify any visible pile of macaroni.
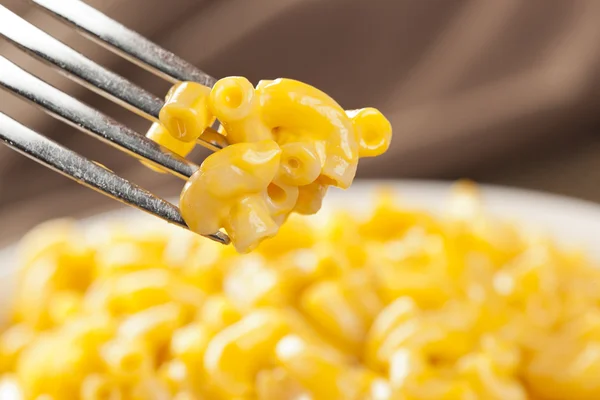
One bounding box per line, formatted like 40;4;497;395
146;77;392;252
1;182;600;400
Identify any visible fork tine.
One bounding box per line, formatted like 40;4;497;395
0;5;227;151
0;5;162;122
0;56;199;179
27;0;218;87
0;111;230;244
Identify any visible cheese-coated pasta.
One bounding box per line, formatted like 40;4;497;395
209;77;272;143
346;107;393;158
159;81;214;142
143;77;392;251
3;184;594;400
180;140;283;252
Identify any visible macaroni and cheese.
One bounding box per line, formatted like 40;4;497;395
146;77;392;252
1;183;599;399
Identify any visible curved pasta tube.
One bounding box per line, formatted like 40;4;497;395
300;280;369;353
159;82;215;142
209;77;272;143
180;140;283;252
258;78;359;188
203;309;291;396
189;140;281;200
276;142;322;186
346;108;392;158
364;297;419;370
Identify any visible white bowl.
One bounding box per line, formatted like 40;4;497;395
2;180;600;324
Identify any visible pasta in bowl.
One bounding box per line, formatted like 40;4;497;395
1;181;600;400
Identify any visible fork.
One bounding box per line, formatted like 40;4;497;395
0;0;231;244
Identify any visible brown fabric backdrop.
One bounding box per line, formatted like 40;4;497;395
2;0;600;245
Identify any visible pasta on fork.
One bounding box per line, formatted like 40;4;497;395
149;77;392;252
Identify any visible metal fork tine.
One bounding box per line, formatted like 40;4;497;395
0;55;199;179
27;0;218;87
0;5;227;151
0;5;162;122
0;112;230;244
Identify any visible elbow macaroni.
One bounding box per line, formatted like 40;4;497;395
4;182;599;399
160;81;214;142
144;77;392;252
178;140;286;252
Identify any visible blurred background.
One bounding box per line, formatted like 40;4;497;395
2;0;600;245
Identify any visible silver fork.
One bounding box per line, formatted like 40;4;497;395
0;0;230;244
